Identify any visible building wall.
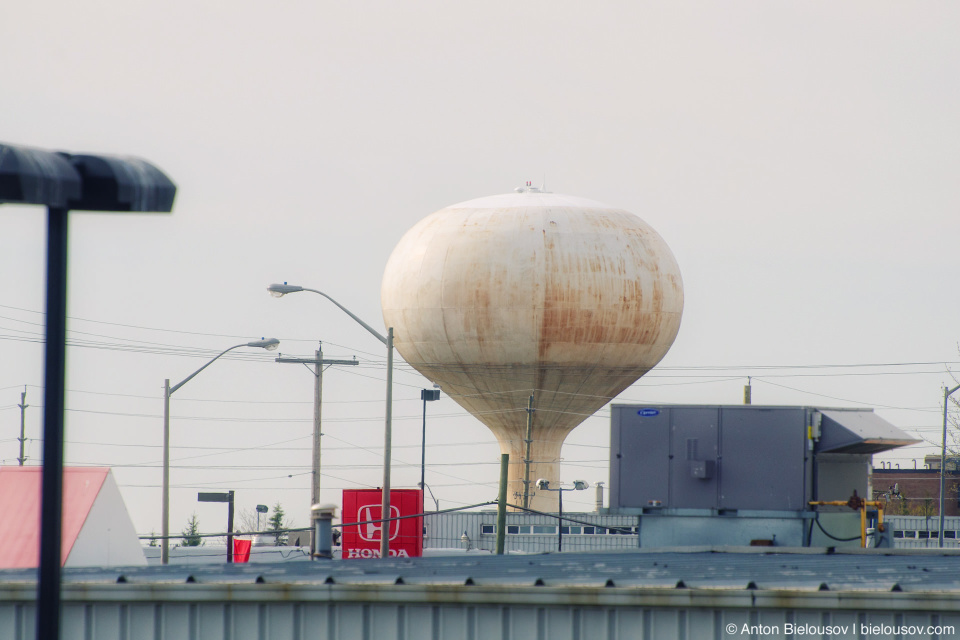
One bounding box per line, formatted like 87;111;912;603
887;515;960;549
873;469;960;517
67;471;146;567
424;512;639;553
2;590;958;640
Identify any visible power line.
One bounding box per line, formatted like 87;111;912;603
4;303;957;376
61;459;609;471
58;438;505;452
754;378;941;412
0;303;387;359
5;384;441;405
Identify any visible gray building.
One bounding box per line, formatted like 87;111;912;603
422;510;638;554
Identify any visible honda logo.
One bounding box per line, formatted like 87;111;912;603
357;504;401;542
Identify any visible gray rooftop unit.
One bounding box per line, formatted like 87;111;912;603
608;405;918;547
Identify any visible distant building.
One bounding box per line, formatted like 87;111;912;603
0;467;145;568
873;466;960;517
923;454;960;471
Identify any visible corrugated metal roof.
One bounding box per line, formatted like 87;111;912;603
0;467;107;569
3;547;960;593
4;549;960;640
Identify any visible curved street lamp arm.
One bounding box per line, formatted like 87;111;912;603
169;343;247;395
301;287;388;345
268;282;392;555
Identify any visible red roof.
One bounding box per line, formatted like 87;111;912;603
0;467;108;569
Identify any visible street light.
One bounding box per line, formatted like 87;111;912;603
268;282;395;559
420;387;441;492
535;479;589;552
2;142;176;640
939;383;960;547
161;337;279;565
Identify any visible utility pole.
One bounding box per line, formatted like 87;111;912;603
276;343;357;554
496;453;508;554
939;383;960;547
522;394;534;509
18;387;28;465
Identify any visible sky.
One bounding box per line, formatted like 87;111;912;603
2;2;959;539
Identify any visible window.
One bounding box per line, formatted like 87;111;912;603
583;527;596;535
505;525;532;535
481;524;495;535
919;531;930;539
945;531;957;539
894;531;904;538
560;526;582;535
532;525;556;534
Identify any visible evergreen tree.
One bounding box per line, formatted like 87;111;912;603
268;502;287;546
181;513;202;547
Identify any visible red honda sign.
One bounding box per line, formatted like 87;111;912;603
341;489;423;558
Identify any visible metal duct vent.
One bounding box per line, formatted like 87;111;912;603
818;410;919;454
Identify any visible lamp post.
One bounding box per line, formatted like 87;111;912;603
535;479;589;552
420;387;441;491
939;383;960;547
162;338;279;565
268;282;395;558
2;142;176;640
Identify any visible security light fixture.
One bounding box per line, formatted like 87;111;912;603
536;479;590;552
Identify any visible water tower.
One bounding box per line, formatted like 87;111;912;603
381;187;683;511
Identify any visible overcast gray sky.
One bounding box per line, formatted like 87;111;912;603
2;2;959;537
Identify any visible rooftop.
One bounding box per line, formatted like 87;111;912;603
4;547;960;594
